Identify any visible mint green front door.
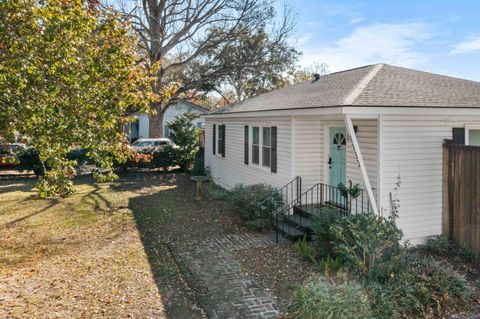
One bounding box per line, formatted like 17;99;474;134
329;127;347;188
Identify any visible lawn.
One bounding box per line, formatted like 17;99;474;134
0;172;239;318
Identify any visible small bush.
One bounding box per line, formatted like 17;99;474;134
422;235;453;255
294;236;316;263
311;207;344;258
128;145;176;170
167;111;200;170
289;277;372;319
459;244;480;263
331;213;403;276
208;183;230;200
192;148;205;176
369;253;471;318
316;256;345;277
228;183;282;231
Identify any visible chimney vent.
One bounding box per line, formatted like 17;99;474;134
313;73;320;81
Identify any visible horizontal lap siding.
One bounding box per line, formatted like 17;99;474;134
346;120;378;211
294;119;323;191
205;117;292;190
380;115;480;244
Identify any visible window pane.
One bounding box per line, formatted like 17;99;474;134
253;127;259;144
262;146;271;167
263;127;271;146
470;129;480;146
252;145;259;164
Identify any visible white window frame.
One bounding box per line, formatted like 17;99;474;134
465;123;480;146
248;124;272;171
215;123;225;158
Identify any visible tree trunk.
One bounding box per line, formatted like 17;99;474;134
149;101;163;138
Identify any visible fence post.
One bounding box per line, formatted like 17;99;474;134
443;142;450;239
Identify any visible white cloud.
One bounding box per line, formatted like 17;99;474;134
450;36;480;55
348;17;365;25
300;22;432;71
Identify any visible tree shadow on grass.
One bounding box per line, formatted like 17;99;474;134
1;198;60;229
0;179;36;195
128;175;206;319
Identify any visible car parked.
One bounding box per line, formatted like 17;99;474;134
0;143;26;167
131;138;176;151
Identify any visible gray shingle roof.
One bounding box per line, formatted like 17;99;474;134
211;64;480;114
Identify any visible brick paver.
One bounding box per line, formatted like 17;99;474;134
172;234;280;319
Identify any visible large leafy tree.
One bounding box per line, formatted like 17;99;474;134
113;0;296;136
0;0;167;197
196;28;300;102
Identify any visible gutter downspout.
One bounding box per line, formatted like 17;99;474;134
344;116;379;215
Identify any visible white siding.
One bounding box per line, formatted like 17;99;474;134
379;115;480;244
292;118;378;206
205;117;293;190
138;114;149;138
346;120;378;208
294;119;323;190
164;102;205;136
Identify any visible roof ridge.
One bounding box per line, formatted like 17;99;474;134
342;63;384;105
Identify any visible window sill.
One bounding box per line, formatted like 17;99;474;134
247;163;273;174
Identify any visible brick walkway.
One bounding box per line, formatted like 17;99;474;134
172;233;280;319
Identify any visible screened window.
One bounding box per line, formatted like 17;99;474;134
262;127;271;167
469;129;480;146
217;125;224;155
252;127;260;164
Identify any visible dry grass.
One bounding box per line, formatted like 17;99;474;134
0;172;224;319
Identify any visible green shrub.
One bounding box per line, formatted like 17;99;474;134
459;244;480;263
167;111;200;170
369;253;471;318
363;280;402;319
316;256;345;277
228;183;282;230
294;236;316;263
191;148;205;176
208;183;230;200
150;145;177;169
311;207;344;258
331;213;403;276
15;147;45;176
128;145;176;170
289;277;372;319
422;235;453;255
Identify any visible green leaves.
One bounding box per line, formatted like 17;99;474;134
0;0;169;197
166;111;200;170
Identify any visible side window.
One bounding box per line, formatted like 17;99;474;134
154;141;169;147
252;127;260;164
217;125;223;154
468;129;480;146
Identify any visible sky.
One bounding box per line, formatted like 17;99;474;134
291;0;480;81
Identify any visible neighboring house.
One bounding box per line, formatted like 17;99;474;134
203;63;480;244
125;101;207;142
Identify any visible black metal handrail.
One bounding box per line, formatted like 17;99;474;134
272;182;374;242
258;176;302;212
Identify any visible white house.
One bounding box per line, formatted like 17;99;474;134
203;63;480;244
125;101;207;141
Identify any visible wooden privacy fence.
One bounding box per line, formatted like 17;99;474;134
443;141;480;252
